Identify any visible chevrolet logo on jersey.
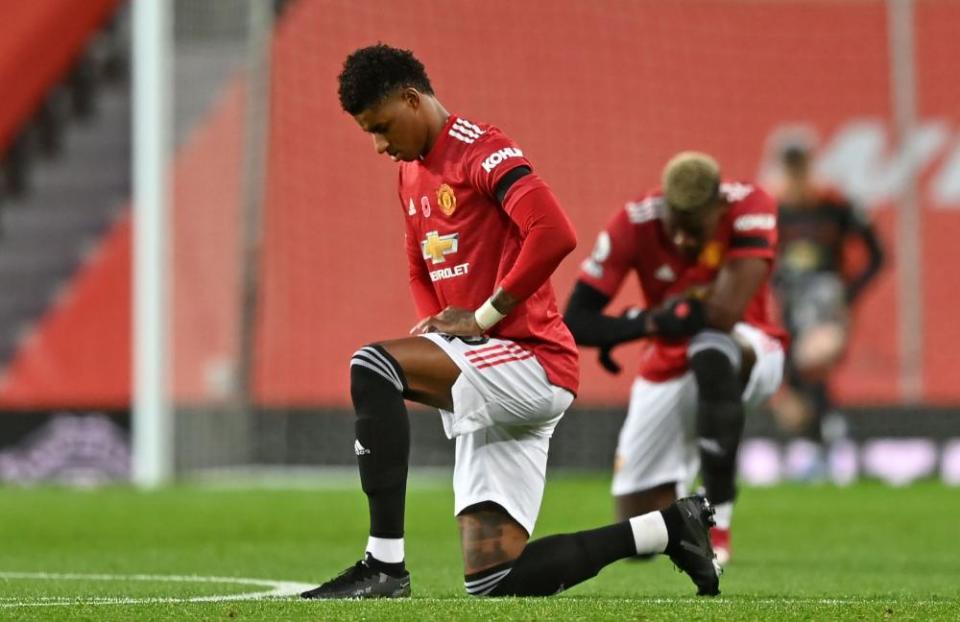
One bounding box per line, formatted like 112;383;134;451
422;231;459;264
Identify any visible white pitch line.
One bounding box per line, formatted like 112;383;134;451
0;572;314;608
1;574;956;608
285;596;957;606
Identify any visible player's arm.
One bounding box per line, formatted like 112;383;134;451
564;281;656;374
843;206;885;304
564;281;654;347
404;221;443;322
492;167;578;311
414;145;577;335
652;190;778;337
564;208;650;347
563;209;654;373
398;171;443;323
702;257;770;331
421;168;576;333
647;259;771;339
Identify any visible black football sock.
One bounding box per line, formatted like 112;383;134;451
807;380;830;443
479;522;635;596
690;343;745;505
659;502;688;555
350;345;410;540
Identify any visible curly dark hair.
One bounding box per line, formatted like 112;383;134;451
337;44;435;115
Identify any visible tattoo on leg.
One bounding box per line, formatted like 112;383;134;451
458;509;526;573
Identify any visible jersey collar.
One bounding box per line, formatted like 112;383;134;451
420;114;458;167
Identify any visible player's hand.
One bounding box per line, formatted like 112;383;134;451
410;306;484;337
650;296;705;340
597;306;646;375
598;346;622;374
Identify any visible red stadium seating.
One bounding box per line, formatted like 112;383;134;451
0;0;120;152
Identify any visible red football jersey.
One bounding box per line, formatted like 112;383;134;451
399;115;579;394
578;182;787;382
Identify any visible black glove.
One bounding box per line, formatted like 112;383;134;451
650;296;706;339
597;307;645;375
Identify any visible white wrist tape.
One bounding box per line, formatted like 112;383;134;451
474;299;506;331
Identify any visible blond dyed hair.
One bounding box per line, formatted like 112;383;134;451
662;151;721;211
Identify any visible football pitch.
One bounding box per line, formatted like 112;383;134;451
2;474;958;621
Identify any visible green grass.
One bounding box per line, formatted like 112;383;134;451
1;474;958;620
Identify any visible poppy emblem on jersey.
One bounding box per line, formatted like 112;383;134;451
436;183;457;216
421;230;459;264
698;241;725;269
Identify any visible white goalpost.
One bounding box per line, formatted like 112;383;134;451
132;0;173;487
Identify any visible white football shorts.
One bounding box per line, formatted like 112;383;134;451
611;323;784;497
420;333;574;535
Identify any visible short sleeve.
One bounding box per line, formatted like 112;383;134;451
465;127;534;198
724;184;778;261
577;206;637;298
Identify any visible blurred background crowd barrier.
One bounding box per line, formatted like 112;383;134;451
0;0;957;484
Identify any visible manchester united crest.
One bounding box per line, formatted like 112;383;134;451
436;183;457;216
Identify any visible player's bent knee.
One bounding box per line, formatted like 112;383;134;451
688;331;741;402
458;503;528;578
350;344;410;500
470;531;613;597
463;560;514;597
689;330;741;370
350;344;408;397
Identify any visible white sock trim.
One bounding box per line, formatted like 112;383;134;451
628;511;669;555
713;502;734;530
366;536;404;564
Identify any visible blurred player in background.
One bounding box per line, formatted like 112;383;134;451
564;152;787;566
301;44;720;600
769;140;885;477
